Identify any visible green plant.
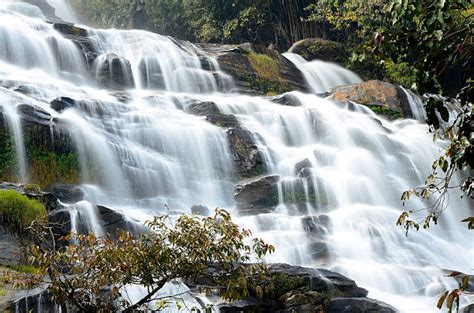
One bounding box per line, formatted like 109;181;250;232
23;184;41;194
8;209;274;312
0;190;46;232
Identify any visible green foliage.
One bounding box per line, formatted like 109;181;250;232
0;190;46;232
7;209;274;312
23;184;41;194
0;131;19;182
28;149;80;189
245;52;293;95
366;105;403;120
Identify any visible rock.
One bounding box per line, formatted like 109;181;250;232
17;103;52;126
95;53;135;90
234;175;280;215
187;100;220;116
267;264;368;298
199;43;307;95
0;225;22;266
329;80;406;119
219;298;277;313
279;290;327;313
191;205;210;216
52;185;84;203
295;158;312;174
52;23;87;37
328;297;397;313
302;215;331;236
461;303;474;313
207;113;240;128
270;93;302;107
9;284;60;313
22;0;58;20
138;56;165;89
288;38;348;64
227;128;266;178
48;204;144;240
50;97;76;112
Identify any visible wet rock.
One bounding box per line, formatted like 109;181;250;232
267;264;368;298
138;56;165;89
0;225;22;266
234;175;280;215
219;298;277;313
52;185;84;203
9;284;60;313
270;93;302;107
227;128;266;178
187;100;220;116
288;38;348;64
17;104;52;126
302;215;331;236
191;205;210;216
461;303;474;313
50;97;76;112
52;23;87;37
206;113;240;128
95;53;135;90
295;158;312;174
328;297;397;313
22;0;58;20
279;289;327;313
199;43;307;95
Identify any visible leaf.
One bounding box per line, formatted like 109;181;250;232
437;291;448;309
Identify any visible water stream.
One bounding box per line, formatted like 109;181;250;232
0;2;472;312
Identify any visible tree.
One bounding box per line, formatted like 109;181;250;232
6;209;274;312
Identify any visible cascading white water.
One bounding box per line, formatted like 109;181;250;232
45;0;79;23
0;3;472;312
0;93;29;182
284;52;362;93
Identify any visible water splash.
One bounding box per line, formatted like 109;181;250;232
284;52;362;93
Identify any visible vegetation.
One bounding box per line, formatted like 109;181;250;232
7;210;274;312
0;190;46;232
71;0;323;50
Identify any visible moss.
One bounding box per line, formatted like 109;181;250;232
28;148;80;189
23;184;41;194
246;53;293;95
367;105;403;120
0;190;46;232
0;130;19;182
5;264;39;274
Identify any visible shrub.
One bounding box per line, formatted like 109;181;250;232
0;190;46;232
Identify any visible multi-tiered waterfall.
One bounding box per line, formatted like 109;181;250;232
0;2;472;312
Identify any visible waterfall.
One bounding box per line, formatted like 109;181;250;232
0;94;29;182
46;0;79;23
284;52;362;93
0;3;472;312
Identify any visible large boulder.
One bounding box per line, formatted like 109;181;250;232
234;175;280;215
199;43;307;95
227;128;266;178
329;80;422;120
328;297;397;313
288;38;348;64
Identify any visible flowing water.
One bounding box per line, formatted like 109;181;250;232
283;52;362;93
0;2;472;312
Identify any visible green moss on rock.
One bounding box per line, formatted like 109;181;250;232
0;190;46;232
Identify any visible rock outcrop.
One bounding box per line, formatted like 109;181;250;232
199;43;307;95
288;38;348;64
227;128;266;178
94;53;135;90
329;80;423;120
234;175;280;215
